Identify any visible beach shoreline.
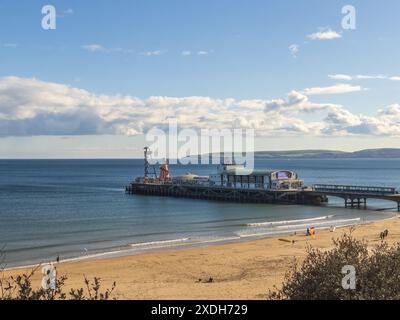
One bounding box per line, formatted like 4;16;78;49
2;215;400;300
4;210;394;271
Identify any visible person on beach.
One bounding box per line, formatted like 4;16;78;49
310;226;316;239
380;230;389;240
384;229;389;238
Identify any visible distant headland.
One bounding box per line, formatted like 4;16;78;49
195;148;400;160
252;148;400;159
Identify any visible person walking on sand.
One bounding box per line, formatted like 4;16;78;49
310;226;316;239
56;255;60;263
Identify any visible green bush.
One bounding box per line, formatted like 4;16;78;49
269;234;400;300
0;251;116;300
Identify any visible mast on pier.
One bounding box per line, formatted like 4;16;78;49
143;147;157;181
144;146;150;180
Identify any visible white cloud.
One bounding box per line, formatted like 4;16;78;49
57;8;74;18
3;43;18;48
303;84;364;95
264;91;400;137
82;44;134;54
180;50;212;56
307;29;342;40
140;50;163;56
82;44;104;52
328;74;353;81
1;76;400;138
356;74;386;80
329;74;400;81
288;44;299;58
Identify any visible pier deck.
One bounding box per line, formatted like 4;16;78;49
308;184;400;211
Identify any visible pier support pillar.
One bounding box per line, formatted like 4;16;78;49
344;197;367;210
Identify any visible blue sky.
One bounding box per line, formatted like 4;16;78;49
1;0;400;158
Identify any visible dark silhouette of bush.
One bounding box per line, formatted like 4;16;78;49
268;234;400;300
0;249;116;300
0;268;116;300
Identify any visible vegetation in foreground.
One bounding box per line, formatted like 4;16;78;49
0;249;116;300
269;233;400;300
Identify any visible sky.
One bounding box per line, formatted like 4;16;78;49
1;0;400;158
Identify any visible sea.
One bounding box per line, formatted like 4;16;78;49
0;158;399;268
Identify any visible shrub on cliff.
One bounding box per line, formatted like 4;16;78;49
268;233;400;300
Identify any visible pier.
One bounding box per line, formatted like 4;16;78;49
126;182;327;205
308;184;400;211
126;182;400;211
126;147;400;211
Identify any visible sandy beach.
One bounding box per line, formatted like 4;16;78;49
3;216;400;300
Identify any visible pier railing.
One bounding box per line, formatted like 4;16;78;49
312;184;397;195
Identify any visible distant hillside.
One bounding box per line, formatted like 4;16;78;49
254;148;400;159
192;148;400;160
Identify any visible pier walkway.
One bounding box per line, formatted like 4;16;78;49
309;184;400;211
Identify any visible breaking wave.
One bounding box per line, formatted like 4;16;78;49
247;215;334;227
130;238;190;248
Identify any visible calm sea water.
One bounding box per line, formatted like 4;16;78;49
0;159;399;268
